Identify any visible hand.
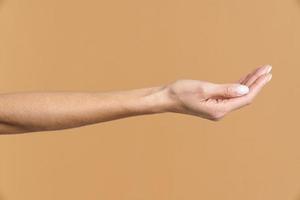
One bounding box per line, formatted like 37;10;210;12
165;65;272;121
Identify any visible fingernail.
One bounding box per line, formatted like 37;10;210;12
266;74;272;82
266;65;272;74
235;85;249;95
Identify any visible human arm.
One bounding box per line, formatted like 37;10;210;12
0;65;272;134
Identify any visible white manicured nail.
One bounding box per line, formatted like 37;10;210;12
266;74;272;82
235;85;249;95
266;65;272;74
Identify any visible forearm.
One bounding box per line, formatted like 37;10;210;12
0;85;172;134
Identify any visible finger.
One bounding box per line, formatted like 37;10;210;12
246;72;272;102
237;73;250;84
236;65;267;84
244;65;272;86
226;73;272;111
236;67;260;83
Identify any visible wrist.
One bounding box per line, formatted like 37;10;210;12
141;85;176;114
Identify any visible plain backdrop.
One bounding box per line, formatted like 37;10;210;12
0;0;300;199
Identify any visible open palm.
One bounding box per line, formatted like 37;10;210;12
166;65;272;121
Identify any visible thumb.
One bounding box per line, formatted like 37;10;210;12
207;83;250;98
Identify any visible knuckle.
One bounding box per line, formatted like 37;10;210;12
252;74;260;81
223;87;232;98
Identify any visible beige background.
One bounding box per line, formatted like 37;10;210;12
0;0;300;199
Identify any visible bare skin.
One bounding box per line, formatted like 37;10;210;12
0;65;272;134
